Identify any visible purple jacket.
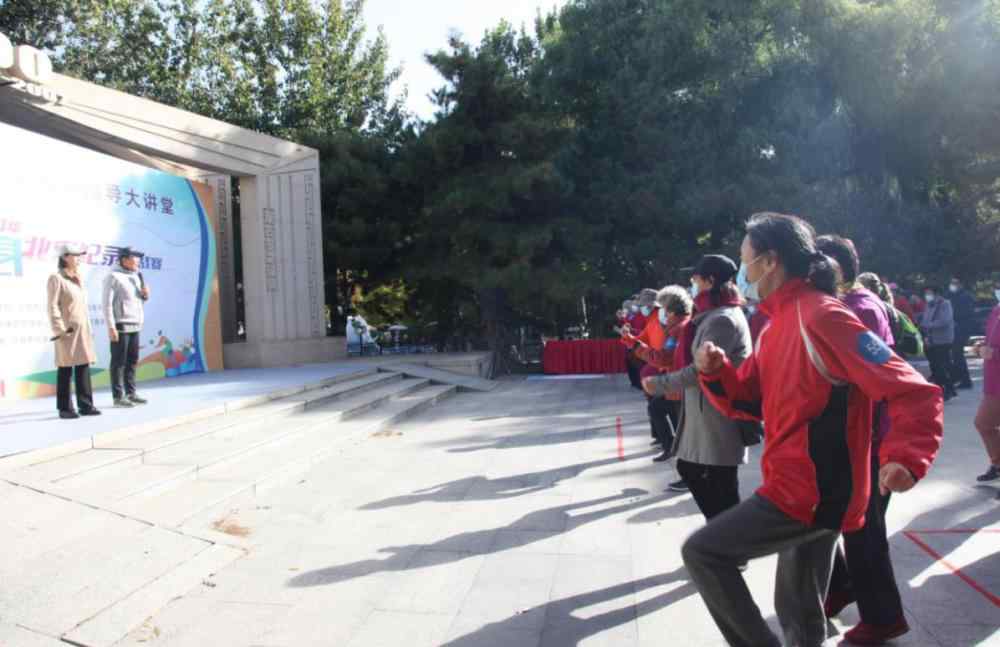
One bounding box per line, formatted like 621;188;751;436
842;288;895;443
984;305;1000;397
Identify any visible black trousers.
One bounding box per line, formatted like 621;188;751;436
56;364;94;412
110;331;140;400
648;397;680;448
926;344;955;395
626;349;644;390
676;459;740;521
827;451;903;625
951;335;971;386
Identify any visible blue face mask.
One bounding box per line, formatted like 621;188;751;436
737;257;764;302
689;282;699;299
640;305;652;317
658;309;668;325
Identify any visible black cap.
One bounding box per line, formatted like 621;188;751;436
119;247;145;259
693;254;738;284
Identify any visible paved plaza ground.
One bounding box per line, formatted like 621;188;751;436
3;363;999;646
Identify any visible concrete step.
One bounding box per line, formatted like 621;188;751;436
0;519;207;638
61;543;242;647
40;379;429;505
122;383;458;529
205;383;456;488
296;370;404;409
385;363;498;392
96;370;399;453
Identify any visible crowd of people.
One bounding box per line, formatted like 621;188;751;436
614;212;1000;647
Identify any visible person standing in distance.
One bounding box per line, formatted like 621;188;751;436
948;277;976;390
103;247;150;408
47;244;101;419
919;285;957;401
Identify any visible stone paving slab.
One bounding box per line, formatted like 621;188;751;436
2;364;998;646
0;362;374;458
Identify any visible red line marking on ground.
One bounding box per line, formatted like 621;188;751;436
616;416;624;460
903;529;1000;608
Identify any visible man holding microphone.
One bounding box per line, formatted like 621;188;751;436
102;247;150;408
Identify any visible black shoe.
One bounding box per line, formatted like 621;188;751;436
114;398;135;408
667;479;689;492
650;439;661;446
944;390;957;402
59;410;80;419
976;465;1000;483
957;382;973;390
80;408;102;416
653;451;672;463
128;395;148;405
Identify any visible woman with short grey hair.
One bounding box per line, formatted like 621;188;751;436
632;285;694;460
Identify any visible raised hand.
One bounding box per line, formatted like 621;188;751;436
878;462;916;495
695;341;726;374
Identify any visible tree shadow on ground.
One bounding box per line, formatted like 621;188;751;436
441;568;697;646
446;418;648;453
359;451;656;510
288;488;666;588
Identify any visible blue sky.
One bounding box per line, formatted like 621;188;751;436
362;0;567;120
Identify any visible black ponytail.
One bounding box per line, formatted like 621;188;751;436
808;251;838;297
746;212;837;297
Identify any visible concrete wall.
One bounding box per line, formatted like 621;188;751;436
239;159;326;346
223;337;348;370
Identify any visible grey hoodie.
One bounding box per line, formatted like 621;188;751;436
102;268;145;333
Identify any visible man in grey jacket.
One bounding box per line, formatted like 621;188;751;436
919;285;957;401
103;247;150;407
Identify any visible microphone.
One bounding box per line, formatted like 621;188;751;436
50;327;75;342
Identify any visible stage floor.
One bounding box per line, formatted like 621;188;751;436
0;363;370;458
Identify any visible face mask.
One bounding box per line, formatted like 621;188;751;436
924;293;935;302
689;282;699;299
994;289;1000;302
737;257;765;302
640;306;652;317
949;284;959;293
630;305;639;313
658;309;668;325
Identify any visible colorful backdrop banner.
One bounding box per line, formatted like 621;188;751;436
0;121;223;400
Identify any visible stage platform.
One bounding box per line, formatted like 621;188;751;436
0;353;493;460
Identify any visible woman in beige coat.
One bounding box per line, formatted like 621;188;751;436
47;244;101;419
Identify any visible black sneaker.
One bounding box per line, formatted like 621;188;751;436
80;408;102;416
667;479;689;492
976;465;1000;483
653;451;672;463
59;410;80;420
128;395;148;405
650;439;661;446
957;382;973;390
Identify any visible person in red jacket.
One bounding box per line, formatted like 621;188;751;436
622;292;654;390
629;285;693;461
681;213;943;647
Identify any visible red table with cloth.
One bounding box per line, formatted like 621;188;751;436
542;339;627;375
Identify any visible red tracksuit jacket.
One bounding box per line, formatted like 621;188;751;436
700;279;943;532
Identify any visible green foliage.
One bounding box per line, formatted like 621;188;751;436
4;0;999;337
0;0;403;138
